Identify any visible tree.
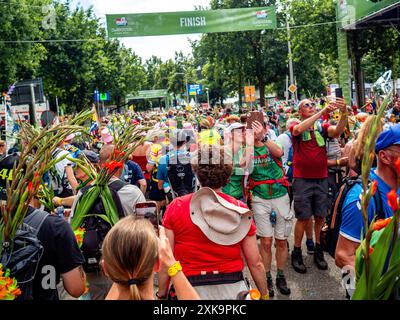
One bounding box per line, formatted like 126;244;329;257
0;0;50;91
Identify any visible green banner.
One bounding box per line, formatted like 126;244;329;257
107;7;276;38
338;0;399;29
337;29;351;104
126;89;168;100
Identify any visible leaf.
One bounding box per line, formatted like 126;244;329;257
367;218;395;297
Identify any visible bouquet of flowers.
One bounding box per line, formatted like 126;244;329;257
70;122;147;232
0;110;91;300
353;93;400;300
0;263;21;300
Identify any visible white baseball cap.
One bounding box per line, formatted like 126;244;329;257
226;122;245;133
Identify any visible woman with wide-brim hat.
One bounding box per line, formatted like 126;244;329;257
158;144;269;300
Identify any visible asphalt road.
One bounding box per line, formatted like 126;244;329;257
243;231;346;300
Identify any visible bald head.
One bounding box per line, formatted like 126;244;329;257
100;144;115;164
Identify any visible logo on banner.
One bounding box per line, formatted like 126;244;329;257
115;17;128;26
256;10;267;19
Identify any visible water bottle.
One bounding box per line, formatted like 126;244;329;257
270;211;277;227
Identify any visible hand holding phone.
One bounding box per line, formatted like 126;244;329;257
134;201;159;233
246;111;264;130
335;88;343;99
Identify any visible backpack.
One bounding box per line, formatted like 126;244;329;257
284;132;294;183
320;177;384;258
0;209;49;300
167;152;196;198
79;179;127;273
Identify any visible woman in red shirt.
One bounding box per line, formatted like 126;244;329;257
158;145;269;300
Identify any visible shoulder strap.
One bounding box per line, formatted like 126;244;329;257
52;148;63;159
373;188;385;220
108;180;128;218
24;209;49;236
109;179;129;192
330;177;362;229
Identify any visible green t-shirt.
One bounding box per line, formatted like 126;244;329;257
176;116;183;129
250;145;287;200
222;149;245;199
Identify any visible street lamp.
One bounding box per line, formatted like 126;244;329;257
205;87;210;108
175;72;189;106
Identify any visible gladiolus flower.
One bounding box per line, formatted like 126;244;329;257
373;217;392;231
387;189;399;211
105;161;124;173
27;181;34;193
371;180;378;196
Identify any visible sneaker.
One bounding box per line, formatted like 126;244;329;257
291;250;307;274
314;247;328;270
306;239;315;255
266;277;275;298
276;276;291;295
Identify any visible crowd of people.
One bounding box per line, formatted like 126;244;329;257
1;93;399;301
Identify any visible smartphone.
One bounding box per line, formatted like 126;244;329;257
335;88;343;99
134;201;159;232
246;111;264;129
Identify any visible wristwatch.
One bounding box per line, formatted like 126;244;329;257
261;135;269;143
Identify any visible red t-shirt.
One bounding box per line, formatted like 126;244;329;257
162;192;256;277
290;122;330;179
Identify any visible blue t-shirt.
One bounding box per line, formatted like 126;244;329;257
340;169;400;243
121;160;144;186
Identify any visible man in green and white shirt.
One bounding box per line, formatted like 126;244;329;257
249;120;293;297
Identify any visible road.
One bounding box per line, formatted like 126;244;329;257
243;230;346;300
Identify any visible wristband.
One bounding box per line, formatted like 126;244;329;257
336;159;340;166
261;294;269;300
56;198;62;206
167;261;182;277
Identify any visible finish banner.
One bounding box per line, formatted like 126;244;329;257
106;6;276;38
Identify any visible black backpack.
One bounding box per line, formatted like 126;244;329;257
167;152;196;198
320;176;384;258
1;209;49;300
79;180;127;273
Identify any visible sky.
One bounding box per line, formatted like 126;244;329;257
70;0;211;62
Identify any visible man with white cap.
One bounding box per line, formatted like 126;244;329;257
50;139;79;197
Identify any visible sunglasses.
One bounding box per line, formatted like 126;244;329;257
302;103;316;109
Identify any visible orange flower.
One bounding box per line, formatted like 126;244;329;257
0;288;7;300
373;217;392;231
371;180;378;196
11;288;21;297
395;158;400;176
105;161;124;173
249;289;261;300
387;189;399;211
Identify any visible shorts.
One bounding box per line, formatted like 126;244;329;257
292;178;329;220
252;194;293;240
